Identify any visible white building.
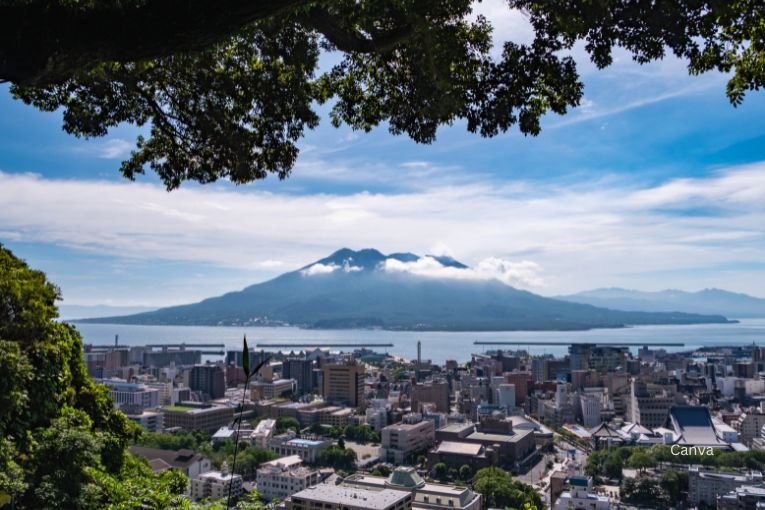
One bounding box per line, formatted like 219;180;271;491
366;400;389;431
100;378;159;410
256;455;320;501
553;475;613;510
380;415;436;464
496;384;516;411
579;391;603;428
191;464;243;501
253;418;276;448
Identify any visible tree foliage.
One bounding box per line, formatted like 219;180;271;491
0;245;268;508
471;467;542;510
3;1;761;189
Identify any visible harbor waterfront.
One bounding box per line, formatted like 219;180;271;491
73;318;765;364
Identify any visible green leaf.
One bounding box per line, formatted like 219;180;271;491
242;335;250;377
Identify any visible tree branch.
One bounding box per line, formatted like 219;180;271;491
0;0;311;85
297;6;414;54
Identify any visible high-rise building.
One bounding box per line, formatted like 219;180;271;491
283;358;315;394
322;360;364;408
189;365;226;400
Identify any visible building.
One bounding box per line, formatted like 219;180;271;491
344;467;482;510
268;433;332;463
504;372;531;405
322;360;365;409
191;464;243;501
427;441;496;471
666;406;732;449
129;446;211;479
718;484;765;510
553;475;613;510
579;390;604;428
253;418;276;448
256;455;320;501
435;420;536;470
251;378;296;400
283;358;316;395
496;384;516;411
162;404;234;432
380;416;436;464
733;413;765;447
688;466;764;506
289;484;412;510
412;381;450;413
126;409;164;432
626;380;677;428
189;364;226;400
366;400;389;431
99;378;159;410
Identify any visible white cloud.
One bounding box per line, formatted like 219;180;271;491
1;163;764;296
94;138;133;159
301;263;339;276
381;256;545;288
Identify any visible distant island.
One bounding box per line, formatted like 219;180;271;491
77;248;736;331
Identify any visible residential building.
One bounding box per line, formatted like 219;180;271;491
253;418;276;448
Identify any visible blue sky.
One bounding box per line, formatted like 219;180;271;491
2;3;765;307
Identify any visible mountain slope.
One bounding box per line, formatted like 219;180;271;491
79;249;735;330
558;288;765;318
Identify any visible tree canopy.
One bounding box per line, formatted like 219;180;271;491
2;1;763;189
0;244;270;508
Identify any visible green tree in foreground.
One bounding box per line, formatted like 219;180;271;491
1;1;763;189
0;244;265;508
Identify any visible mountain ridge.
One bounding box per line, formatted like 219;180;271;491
558;287;765;318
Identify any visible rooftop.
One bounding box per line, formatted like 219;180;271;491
129;446;206;470
433;441;483;456
292;485;410;510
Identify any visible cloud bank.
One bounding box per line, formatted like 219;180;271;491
1;163;764;296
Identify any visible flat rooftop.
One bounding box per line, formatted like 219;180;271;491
433;441;483;456
292;485;410;510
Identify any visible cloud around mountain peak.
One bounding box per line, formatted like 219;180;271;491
299;249;544;288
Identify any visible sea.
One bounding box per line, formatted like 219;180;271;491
72;319;765;364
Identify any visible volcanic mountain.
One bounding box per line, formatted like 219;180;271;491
79;248;735;330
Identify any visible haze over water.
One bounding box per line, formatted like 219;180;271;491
73;319;765;364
